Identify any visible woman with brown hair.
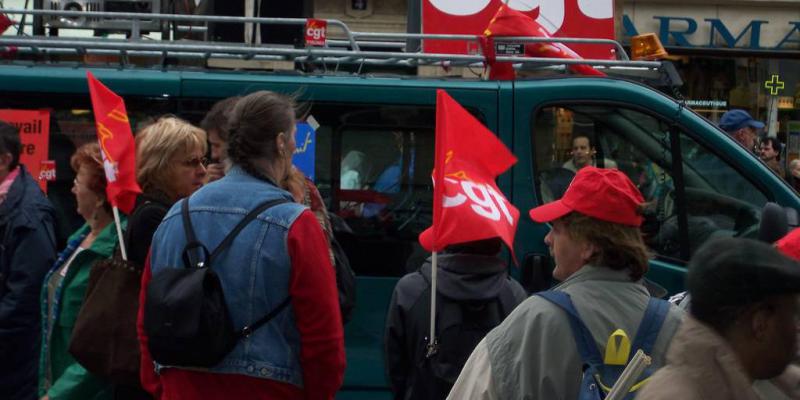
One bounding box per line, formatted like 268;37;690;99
38;143;122;400
139;91;345;399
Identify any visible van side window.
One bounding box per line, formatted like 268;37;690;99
532;105;766;262
309;104;438;277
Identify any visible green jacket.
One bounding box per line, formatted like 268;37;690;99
38;219;125;400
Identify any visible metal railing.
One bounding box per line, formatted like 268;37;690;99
0;8;663;74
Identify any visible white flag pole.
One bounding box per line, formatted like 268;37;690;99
427;251;438;356
112;206;128;261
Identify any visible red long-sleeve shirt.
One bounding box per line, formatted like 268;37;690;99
137;210;346;400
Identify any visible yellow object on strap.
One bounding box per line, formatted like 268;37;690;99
604;329;631;366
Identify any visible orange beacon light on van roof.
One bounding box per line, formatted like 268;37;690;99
630;33;668;61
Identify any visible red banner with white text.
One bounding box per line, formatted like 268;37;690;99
0;109;51;192
419;90;519;253
422;0;614;60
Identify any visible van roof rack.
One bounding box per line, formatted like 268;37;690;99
0;8;675;84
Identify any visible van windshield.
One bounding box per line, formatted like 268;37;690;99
533;104;767;262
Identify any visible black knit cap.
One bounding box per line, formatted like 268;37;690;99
688;237;800;310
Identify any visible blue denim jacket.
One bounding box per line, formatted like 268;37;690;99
150;166;307;387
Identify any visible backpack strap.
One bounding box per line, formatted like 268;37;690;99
181;198;210;268
629;298;670;359
535;291;604;366
240;296;292;338
207;198;289;264
180;197;289;268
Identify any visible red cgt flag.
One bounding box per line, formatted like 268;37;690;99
419;90;519;253
481;4;606;80
87;71;141;214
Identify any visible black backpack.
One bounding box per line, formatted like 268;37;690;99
144;198;291;368
409;273;516;399
330;235;356;324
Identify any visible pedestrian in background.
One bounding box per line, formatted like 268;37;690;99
637;238;800;400
719;109;764;153
0;120;58;400
759;137;785;178
449;167;683;399
38;143;122;400
200;96;240;182
140;91;345;400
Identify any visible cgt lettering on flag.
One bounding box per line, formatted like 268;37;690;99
442;175;515;224
441;156;514;224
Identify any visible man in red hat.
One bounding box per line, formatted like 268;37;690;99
448;167;684;399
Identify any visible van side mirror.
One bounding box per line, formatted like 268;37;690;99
520;253;554;294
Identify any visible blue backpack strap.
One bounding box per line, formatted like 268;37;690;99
629;298;670;359
536;291;603;366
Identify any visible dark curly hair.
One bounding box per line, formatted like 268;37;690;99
227;91;296;181
200;96;241;142
0;120;21;171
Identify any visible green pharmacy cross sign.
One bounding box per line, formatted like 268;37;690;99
765;75;785;95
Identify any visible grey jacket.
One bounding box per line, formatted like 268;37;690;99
449;264;684;400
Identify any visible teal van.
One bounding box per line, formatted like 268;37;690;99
2;9;799;398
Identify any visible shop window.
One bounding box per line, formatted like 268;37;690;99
532;104;766;262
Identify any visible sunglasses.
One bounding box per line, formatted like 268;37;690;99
181;156;208;168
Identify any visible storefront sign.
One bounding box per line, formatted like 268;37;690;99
0;109;51;192
422;0;615;59
293;122;316;181
686;99;727;108
623;6;800;51
764;75;786;96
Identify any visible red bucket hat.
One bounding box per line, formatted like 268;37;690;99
529;166;645;226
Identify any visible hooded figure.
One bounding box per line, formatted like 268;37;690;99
384;238;526;400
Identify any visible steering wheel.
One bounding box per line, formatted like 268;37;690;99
644;187;761;259
655;187;761;238
684;187;760;237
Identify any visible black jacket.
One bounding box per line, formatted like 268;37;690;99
0;166;57;400
125;191;172;266
384;253;526;400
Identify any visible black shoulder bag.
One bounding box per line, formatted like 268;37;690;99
144;198;291;368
